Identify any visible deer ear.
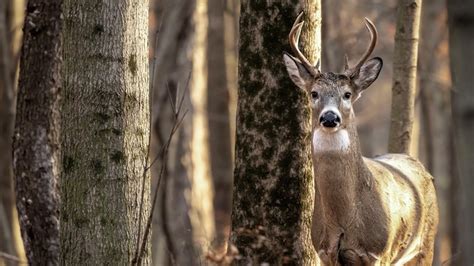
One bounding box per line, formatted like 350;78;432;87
283;52;313;90
353;57;383;91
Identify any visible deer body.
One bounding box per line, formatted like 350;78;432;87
284;14;438;265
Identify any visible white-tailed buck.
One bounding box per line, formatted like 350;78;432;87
283;13;439;265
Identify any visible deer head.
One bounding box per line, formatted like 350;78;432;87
283;13;383;135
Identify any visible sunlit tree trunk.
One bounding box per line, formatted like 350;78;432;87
12;1;61;264
61;1;150;264
231;1;319;264
151;0;215;264
447;1;474;265
0;0;25;264
388;0;423;154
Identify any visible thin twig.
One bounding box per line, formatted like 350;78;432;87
132;78;189;265
0;251;26;264
132;23;162;264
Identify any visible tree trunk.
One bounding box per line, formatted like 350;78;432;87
388;0;423;154
151;0;215;263
207;0;234;258
167;0;215;263
0;1;23;264
12;1;62;264
418;1;450;264
447;1;474;264
61;1;150;264
231;1;319;264
150;0;190;264
0;1;14;257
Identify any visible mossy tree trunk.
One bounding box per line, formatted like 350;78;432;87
388;0;423;154
61;1;150;264
231;1;319;264
447;1;474;265
12;1;61;264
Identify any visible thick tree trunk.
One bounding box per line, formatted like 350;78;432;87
61;1;150;264
388;0;423;154
207;0;234;258
447;1;474;264
12;1;62;264
231;1;319;264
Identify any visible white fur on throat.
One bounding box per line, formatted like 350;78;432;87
313;128;351;153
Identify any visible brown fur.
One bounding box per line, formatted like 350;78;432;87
283;56;439;265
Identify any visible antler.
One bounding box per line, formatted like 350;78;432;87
344;18;378;77
289;12;320;78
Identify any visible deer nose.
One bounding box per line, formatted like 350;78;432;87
319;111;341;128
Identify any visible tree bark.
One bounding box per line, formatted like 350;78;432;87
207;0;234;258
11;1;61;265
388;0;423;154
231;1;319;264
447;1;474;264
61;1;150;264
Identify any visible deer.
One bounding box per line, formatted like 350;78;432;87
283;13;439;265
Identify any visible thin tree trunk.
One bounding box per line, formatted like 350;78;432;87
207;0;233;258
150;0;193;264
0;1;16;263
12;1;62;264
0;0;25;264
231;1;319;264
168;0;215;262
151;0;215;263
61;1;150;264
447;1;474;264
418;1;450;263
388;0;423;154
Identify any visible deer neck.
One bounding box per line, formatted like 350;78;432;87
312;119;371;227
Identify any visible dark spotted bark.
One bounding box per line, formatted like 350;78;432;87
231;1;319;264
61;0;150;264
447;1;474;264
12;1;62;264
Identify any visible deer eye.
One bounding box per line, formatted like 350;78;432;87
343;92;352;100
311;91;319;100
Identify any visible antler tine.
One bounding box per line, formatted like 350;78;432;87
347;18;378;76
288;12;320;78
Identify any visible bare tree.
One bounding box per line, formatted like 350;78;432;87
61;0;150;264
231;1;319;264
388;0;423;154
447;1;474;264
